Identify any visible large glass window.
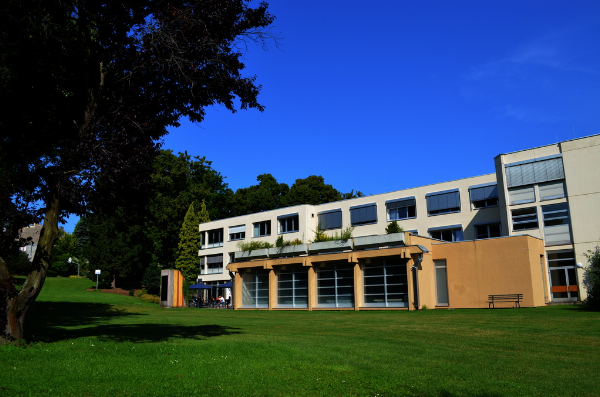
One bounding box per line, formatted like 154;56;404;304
253;220;271;237
362;257;408;307
512;207;538;231
475;223;501;239
316;261;354;308
426;189;461;216
277;266;308;308
386;197;416;220
278;214;299;234
429;226;463;242
241;268;269;308
542;203;572;246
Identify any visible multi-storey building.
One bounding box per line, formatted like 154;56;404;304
197;134;600;309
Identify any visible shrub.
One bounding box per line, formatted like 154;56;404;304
385;220;404;234
237;240;273;251
313;225;354;243
140;294;160;304
136;288;148;297
583;246;600;310
128;290;135;296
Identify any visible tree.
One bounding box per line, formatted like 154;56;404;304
284;175;344;207
175;202;201;281
583;247;600;310
197;200;211;224
385;221;404;235
0;0;275;344
49;228;79;276
146;150;230;269
230;174;289;216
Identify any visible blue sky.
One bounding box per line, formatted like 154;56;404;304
63;0;600;231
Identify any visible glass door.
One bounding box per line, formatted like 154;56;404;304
549;268;579;302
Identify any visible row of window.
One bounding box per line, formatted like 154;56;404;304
201;184;501;246
508;181;566;205
511;203;571;246
240;258;449;309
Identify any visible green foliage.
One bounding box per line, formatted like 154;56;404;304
283;175;344;207
50;228;79;276
312;224;354;243
275;236;304;248
140;294;160;304
175;202;201;281
230;174;289;216
128;290;134;296
385;220;404;234
237;241;273;252
4;249;31;276
147;151;226;270
583;246;600;310
141;266;161;295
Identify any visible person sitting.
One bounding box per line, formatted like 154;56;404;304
218;295;225;308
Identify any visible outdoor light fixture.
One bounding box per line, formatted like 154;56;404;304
577;263;583;268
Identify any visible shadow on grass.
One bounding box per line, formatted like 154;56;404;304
438;390;501;397
26;301;242;343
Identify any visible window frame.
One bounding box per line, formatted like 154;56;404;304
474;222;502;239
426;189;461;216
278;213;299;234
206;228;223;248
386;197;416;221
350;203;378;226
318;209;343;230
428;225;463;242
469;183;499;209
511;207;539;231
229;225;246;241
253;220;271;237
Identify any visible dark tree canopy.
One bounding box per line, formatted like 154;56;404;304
230;174;289;216
0;0;275;344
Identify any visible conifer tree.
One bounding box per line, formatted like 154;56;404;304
197;199;211;224
175;202;201;281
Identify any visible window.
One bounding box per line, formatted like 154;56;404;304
426;189;460;216
509;186;536;205
241;268;269;308
434;260;449;306
318;209;342;230
547;250;576;268
206;254;223;274
386;197;416;220
199;257;206;275
277;266;308;308
362;257;408;307
542;203;572;246
350;203;377;226
504;154;565;188
316;261;355;308
475;223;501;239
278;214;299;234
428;226;463;242
512;207;538;231
206;228;223;248
469;183;498;209
229;225;246;241
539;181;566;201
253;220;271;237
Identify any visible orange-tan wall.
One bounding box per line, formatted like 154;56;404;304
430;236;547;308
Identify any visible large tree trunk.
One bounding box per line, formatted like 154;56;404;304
0;194;60;345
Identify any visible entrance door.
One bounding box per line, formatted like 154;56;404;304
547;250;579;303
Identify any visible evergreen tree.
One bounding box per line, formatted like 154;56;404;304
198;199;211;223
385;221;404;234
175;202;201;281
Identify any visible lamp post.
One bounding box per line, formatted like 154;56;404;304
68;257;81;277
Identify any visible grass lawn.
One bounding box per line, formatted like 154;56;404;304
1;277;599;396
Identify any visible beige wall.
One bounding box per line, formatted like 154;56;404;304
431;236;547;308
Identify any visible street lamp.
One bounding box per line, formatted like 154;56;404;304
68;257;81;277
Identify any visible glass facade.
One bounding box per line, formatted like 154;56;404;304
362;257;408;307
277;266;308;308
241;268;269;308
316;261;355;308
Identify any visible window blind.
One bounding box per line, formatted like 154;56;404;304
509;186;536;205
505;155;565;188
318;209;342;229
426;190;460;212
350;204;377;225
539;181;566;201
469;184;498;201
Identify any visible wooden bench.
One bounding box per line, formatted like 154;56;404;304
488;294;523;308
